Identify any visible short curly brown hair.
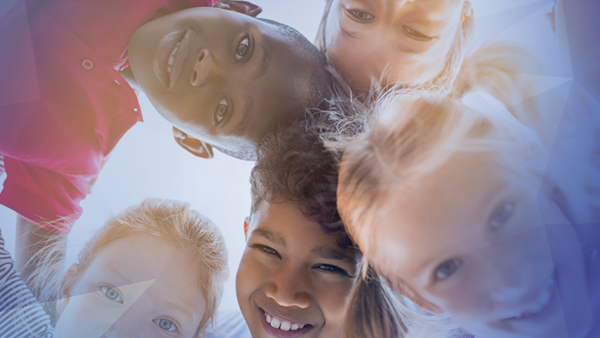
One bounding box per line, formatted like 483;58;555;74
249;112;353;247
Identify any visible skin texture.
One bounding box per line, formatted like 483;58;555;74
128;7;325;157
325;0;473;92
362;153;593;338
236;201;358;338
54;234;206;338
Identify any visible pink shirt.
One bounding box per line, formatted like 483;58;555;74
0;0;219;234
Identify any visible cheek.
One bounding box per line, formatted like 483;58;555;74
236;252;268;300
54;293;123;337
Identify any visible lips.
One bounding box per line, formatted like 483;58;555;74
153;30;189;89
259;308;313;338
502;274;560;324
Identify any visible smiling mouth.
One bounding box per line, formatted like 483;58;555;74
504;275;558;321
153;30;189;89
259;308;313;337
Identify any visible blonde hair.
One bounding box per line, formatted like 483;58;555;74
30;198;228;335
339;92;545;260
336;92;547;337
452;41;563;148
316;0;473;95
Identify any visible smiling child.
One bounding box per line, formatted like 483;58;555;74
337;93;600;338
0;0;333;286
235;116;360;338
316;0;474;93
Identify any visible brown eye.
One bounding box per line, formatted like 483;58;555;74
216;97;228;123
403;26;434;41
347;9;374;22
235;37;249;62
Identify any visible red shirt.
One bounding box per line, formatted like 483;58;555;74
0;0;219;234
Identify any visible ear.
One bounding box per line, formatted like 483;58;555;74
460;1;475;40
244;216;250;239
173;127;214;159
214;0;262;17
546;6;556;33
57;264;79;315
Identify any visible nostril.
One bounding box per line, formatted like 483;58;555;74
191;70;197;83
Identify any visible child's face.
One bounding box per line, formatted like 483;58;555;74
325;0;472;91
236;201;359;338
362;153;593;338
128;7;324;154
54;234;206;338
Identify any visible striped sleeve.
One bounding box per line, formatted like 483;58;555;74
0;230;54;338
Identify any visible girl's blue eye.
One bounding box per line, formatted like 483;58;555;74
235;37;250;62
154;318;177;332
434;259;461;280
347;9;374;21
490;203;513;230
100;286;123;303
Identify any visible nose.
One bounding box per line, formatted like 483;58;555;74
265;266;311;309
190;49;223;88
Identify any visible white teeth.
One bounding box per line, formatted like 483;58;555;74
280;321;291;331
167;41;181;73
264;311;307;331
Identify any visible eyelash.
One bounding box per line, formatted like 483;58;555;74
153;318;179;332
215;96;229;124
346;9;374;22
253;244;281;258
99;285;124;304
235;35;251;63
314;264;350;276
403;26;434;41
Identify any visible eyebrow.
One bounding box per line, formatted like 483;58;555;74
164;300;195;322
252;40;271;80
101;265;135;286
253;228;286;247
311;246;357;265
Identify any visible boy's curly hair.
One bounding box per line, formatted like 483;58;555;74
249;111;353;247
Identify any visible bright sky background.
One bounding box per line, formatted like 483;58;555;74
0;0;566;313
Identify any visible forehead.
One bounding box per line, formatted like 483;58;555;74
250;202;353;255
368;153;526;276
82;234;204;305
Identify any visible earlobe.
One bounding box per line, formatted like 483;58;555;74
57;264;79;315
173;127;214;159
215;0;262;17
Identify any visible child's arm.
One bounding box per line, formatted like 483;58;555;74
0;229;54;336
15;216;66;301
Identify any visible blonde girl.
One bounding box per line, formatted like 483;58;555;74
337;93;600;338
316;0;475;94
2;198;228;337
